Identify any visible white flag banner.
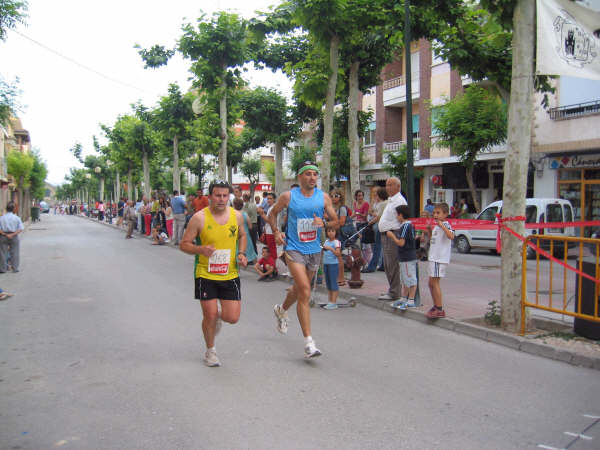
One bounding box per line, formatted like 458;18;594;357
536;0;600;80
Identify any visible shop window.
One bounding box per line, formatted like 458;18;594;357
478;206;498;221
559;169;581;180
584;169;600;180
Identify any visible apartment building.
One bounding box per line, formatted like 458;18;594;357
532;76;600;238
359;39;510;214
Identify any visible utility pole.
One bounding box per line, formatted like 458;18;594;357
501;0;535;333
404;0;415;217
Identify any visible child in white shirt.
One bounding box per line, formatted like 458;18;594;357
425;202;454;318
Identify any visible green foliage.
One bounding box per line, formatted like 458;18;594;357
69;142;83;163
315;103;371;182
290;144;318;175
239;156;262;188
384;143;424;188
432;86;507;168
262;159;275;186
7;149;33;185
239;87;299;147
179;12;250;91
0;0;28;41
484;300;502;327
0;75;21;125
29;149;48;201
134;44;175;69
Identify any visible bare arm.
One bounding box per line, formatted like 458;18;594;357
235;210;248;267
323;193;339;229
386;230;405;247
179;211;215;257
267;192;291;245
438;220;455;240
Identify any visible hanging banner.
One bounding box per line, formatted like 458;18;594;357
536;0;600;80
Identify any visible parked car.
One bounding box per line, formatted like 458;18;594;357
39;201;50;213
454;198;575;258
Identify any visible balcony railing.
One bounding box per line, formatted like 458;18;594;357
548;100;600;120
383;76;405;90
383;139;421;162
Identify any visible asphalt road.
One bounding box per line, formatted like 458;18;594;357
1;214;599;450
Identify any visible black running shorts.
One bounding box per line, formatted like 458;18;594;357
195;277;241;301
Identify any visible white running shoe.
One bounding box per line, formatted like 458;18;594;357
378;293;393;301
273;304;289;335
304;339;322;358
204;348;221;367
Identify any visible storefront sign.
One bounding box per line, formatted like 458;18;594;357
550;154;600;169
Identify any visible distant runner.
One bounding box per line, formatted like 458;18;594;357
267;161;338;358
180;180;248;367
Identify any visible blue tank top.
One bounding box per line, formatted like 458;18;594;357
285;187;324;255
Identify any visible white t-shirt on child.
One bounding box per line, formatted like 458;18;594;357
428;221;454;264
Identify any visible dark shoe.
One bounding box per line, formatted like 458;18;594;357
425;307;445;319
361;268;374;273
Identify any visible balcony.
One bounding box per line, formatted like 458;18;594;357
548;100;600;120
383;139;421;163
383;76;420;107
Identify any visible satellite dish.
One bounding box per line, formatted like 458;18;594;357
192;98;203;115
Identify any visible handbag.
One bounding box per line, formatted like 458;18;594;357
360;224;375;244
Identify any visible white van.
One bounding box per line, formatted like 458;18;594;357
454;198;575;258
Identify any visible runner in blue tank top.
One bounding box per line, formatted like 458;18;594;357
267;161;339;358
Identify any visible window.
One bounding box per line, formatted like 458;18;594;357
363;122;376;146
478;206;498;221
546;203;564;233
525;206;538;224
431;107;442;136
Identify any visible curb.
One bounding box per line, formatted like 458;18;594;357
78;214;600;371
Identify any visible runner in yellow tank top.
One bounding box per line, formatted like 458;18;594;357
180;181;248;367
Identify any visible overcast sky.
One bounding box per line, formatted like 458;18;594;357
2;0;600;186
1;0;288;185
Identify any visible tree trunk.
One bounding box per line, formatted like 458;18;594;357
321;34;340;193
142;152;150;198
227;165;233;184
99;177;105;203
218;76;228;180
465;167;481;213
127;169;133;201
172;134;180;192
500;0;534;333
275;142;284;195
134;185;139;202
115;169;120;200
348;60;361;197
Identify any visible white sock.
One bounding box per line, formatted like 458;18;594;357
304;336;313;345
208;346;216;352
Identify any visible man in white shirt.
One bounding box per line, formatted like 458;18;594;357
0;202;25;272
376;177;407;301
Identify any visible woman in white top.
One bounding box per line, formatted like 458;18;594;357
362;187;389;273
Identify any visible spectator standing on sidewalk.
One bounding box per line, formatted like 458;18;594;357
387;205;418;309
362;187;388;273
425;202;454;319
171;190;187;245
117;197;125;227
352;189;371;268
0;202;24;273
193;188;209;213
124;200;137;239
322;225;341;309
377;177;407;302
233;197;257;264
258;193;277;259
242;193;258;255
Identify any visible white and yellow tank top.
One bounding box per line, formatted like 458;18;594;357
194;207;239;281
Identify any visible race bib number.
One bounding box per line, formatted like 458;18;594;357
208;249;231;274
297;218;317;242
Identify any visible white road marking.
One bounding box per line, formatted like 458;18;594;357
583;414;600;419
537;445;563;450
564;431;592;440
